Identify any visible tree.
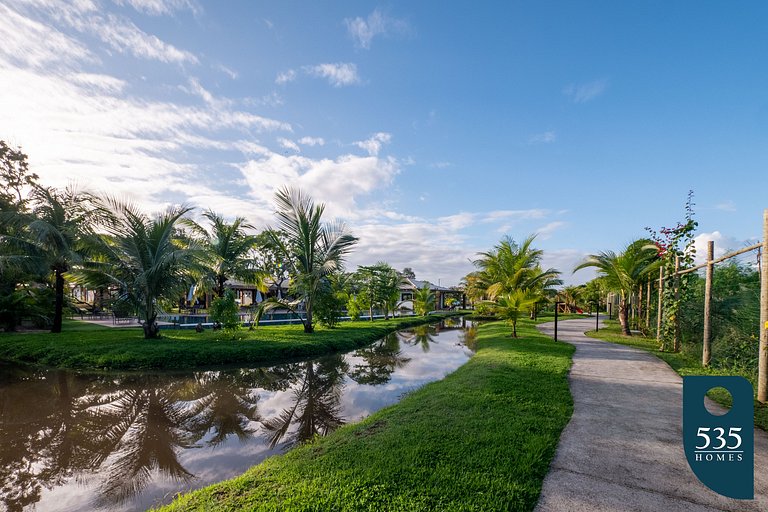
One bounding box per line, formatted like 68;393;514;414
256;188;358;333
11;186;101;332
496;289;539;337
354;262;401;321
254;229;290;298
90;201;199;339
472;234;561;300
574;239;660;336
209;289;241;332
413;285;435;316
0;140;38;211
188;210;264;298
401;267;416;279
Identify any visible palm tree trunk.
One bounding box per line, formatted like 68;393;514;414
52;269;65;333
619;301;631;336
304;301;314;333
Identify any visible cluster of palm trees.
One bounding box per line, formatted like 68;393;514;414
462;235;562;337
1;176;358;337
575;239;661;336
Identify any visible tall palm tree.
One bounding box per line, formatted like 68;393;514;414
187;210;265;298
574;239;660;336
7;186;101;332
88;201;199;339
257;188;358;333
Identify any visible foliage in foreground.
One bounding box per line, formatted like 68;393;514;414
587;321;768;431
155;319;574;512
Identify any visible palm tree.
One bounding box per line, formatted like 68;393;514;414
187;210;265;298
89;201;199;339
472;234;561;300
7;186;101;332
256;188;358;333
574;239;660;336
413;284;435;316
496;289;539;337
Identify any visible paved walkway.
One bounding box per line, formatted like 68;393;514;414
534;316;768;512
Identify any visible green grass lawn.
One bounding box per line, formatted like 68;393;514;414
0;314;461;371
587;321;768;430
153;318;574;512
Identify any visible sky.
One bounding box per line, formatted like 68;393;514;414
2;0;767;287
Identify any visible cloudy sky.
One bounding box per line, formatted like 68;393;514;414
2;1;767;286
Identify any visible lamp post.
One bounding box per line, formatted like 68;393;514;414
594;300;600;332
608;301;612;320
554;301;562;342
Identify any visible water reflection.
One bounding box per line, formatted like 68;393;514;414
0;318;474;511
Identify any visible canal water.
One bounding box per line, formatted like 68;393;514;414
0;318;477;511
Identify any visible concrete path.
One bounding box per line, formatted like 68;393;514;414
534;316;768;512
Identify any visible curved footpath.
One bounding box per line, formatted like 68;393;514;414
534;316;768;512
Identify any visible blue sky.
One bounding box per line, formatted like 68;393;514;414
2;1;767;286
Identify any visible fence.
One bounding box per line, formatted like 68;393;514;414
655;209;768;402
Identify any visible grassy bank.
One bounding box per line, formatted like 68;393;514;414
587;321;768;430
0;314;460;371
154;318;574;512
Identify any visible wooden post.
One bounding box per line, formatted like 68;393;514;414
702;240;714;367
657;266;664;344
646;278;651;329
638;286;643;331
758;209;768;403
674;255;681;352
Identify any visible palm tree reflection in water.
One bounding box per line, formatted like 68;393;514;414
261;356;348;450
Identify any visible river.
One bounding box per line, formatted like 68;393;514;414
0;317;477;511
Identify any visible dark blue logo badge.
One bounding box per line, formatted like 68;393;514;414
683;376;753;499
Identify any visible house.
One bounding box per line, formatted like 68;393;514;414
398;277;466;312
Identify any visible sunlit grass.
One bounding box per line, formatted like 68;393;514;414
0;314;459;371
154;319;574;511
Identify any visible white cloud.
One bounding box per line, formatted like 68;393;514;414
96;13;199;64
113;0;201;16
563;79;608;103
344;9;409;49
305;63;361;87
692;231;760;267
275;69;296;84
536;221;567;240
528;131;557;144
430;161;451;169
239;151;400;219
354;132;391;156
482;209;550;223
0;4;97;70
278;137;300;152
438;212;477;230
298;136;325;147
543;249;595;286
715;200;736;212
216;64;238;80
68;72;126;93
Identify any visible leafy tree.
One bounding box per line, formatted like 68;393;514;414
210;289;241;332
314;276;346;328
574;239;660;336
254;229;291;298
354;262;401;321
413;285;435;316
400;267;416;279
256;188;358;333
187;210;265;298
0;140;38;211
